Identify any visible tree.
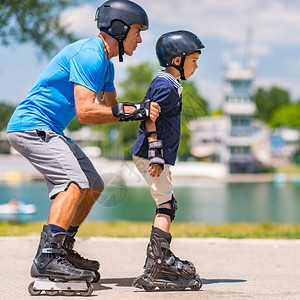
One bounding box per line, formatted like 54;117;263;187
268;102;300;128
0;102;15;130
254;86;291;123
0;0;76;55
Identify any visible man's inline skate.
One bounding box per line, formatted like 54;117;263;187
28;225;94;296
63;234;101;283
133;227;202;292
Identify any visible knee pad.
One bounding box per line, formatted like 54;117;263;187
155;194;177;222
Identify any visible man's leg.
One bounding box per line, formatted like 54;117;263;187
61;187;103;277
49;185;102;229
69;188;103;227
48;183;83;229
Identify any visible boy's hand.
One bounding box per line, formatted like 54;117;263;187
148;163;163;177
149;102;161;122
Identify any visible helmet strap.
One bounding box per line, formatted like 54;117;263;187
171;56;186;80
118;39;124;62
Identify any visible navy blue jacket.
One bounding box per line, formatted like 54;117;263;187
131;71;183;165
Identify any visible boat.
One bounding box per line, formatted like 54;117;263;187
0;199;36;215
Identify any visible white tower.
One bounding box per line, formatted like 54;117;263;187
222;31;258;173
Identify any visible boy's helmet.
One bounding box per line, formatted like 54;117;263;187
95;0;149;62
156;30;205;80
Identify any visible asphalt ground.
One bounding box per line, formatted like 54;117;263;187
0;236;300;300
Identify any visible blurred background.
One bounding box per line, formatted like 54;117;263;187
0;0;299;224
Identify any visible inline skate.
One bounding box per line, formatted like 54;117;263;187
133;227;202;292
28;225;94;296
63;234;101;283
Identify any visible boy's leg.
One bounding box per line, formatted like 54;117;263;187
153;202;172;232
132;155;201;291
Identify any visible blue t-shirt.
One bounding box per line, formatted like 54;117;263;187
131;71;183;165
7;38;115;135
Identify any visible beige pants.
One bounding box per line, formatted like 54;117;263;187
133;155;173;206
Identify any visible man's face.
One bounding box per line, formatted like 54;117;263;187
123;23;142;56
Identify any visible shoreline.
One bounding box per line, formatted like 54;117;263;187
0;154;299;185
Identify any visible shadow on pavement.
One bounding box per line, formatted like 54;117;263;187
93;277;247;291
202;278;247;284
93;277;136;291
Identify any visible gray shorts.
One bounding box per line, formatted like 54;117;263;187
7;130;104;199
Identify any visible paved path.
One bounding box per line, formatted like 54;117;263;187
0;236;300;299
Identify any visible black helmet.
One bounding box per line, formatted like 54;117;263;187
156;30;205;80
95;0;149;62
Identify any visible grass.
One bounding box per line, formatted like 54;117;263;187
0;221;300;239
276;163;300;174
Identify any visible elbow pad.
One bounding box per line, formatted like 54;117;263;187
111;99;150;122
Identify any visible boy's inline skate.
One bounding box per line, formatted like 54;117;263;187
63;234;101;283
28;225;94;296
133;227;202;292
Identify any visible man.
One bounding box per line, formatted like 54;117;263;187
7;0;160;284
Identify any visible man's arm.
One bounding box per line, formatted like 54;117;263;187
74;84;160;124
97;90;118;107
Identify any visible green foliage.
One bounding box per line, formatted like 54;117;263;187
119;62;156;101
254;86;291;123
0;0;76;55
0;102;15;130
268;102;300;128
67;117;83;132
211;107;223;116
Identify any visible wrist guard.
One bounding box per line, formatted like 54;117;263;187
111;99;150;122
148;140;165;170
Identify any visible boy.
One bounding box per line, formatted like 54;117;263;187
131;30;205;291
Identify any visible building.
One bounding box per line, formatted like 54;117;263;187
190;54;272;173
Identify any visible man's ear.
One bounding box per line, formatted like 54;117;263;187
173;57;181;66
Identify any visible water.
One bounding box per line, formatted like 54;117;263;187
0;180;300;224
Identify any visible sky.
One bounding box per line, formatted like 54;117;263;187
0;0;300;110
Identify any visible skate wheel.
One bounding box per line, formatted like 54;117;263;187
62;290;75;296
190;279;202;291
45;289;59;296
92;270;101;283
80;284;93;296
28;282;42;296
144;285;155;292
159;286;171;291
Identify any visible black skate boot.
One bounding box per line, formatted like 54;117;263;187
63;235;100;282
28;225;94;296
133;227;202;291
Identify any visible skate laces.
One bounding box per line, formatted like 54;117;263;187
66;248;89;262
56;256;75;267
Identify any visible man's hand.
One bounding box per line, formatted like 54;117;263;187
148;163;163;177
149;102;161;122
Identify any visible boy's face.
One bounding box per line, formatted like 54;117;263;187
183;52;200;79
